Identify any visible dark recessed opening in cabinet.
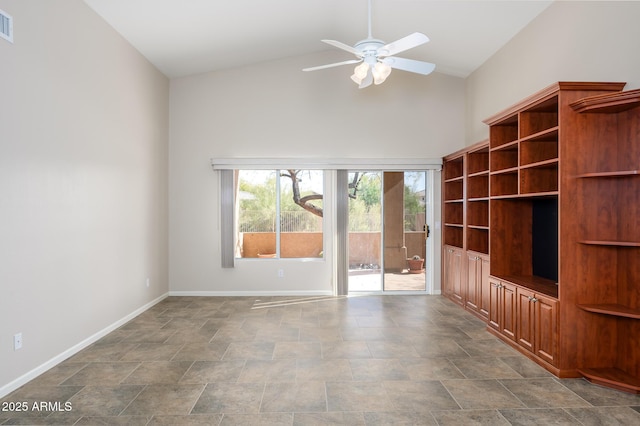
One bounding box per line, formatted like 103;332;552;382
532;197;558;282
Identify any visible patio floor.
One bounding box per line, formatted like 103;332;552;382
348;270;426;292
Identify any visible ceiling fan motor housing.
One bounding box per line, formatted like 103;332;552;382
354;39;387;58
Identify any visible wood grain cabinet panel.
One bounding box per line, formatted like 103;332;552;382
466;252;490;321
501;281;517;342
516;287;558;365
443;245;463;305
487;277;516;343
535;294;558;365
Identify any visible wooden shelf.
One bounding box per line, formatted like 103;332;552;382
519;126;559;143
579;368;640;394
492;274;558;298
468;225;489;230
490;139;519;151
490;166;519;175
468;170;489;178
444;223;464;228
444;176;464;183
444;199;464;203
490;191;558;200
576;170;640;178
519;158;558;170
578;304;640;320
578;240;640;247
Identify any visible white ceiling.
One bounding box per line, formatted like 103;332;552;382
83;0;553;79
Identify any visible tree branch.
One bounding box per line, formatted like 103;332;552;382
286;169;323;217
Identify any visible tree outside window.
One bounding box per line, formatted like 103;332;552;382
236;170;324;259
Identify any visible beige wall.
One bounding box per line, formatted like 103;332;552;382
466;0;640;144
0;0;169;395
169;53;464;294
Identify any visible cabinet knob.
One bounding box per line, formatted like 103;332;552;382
532;297;538;303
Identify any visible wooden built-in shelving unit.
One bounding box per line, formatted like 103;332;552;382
480;82;640;393
443;82;640;393
442;141;490;319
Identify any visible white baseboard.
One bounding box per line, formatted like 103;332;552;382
168;290;333;297
0;292;169;399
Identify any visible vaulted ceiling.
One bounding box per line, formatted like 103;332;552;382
83;0;553;79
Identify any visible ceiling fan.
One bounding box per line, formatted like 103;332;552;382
303;0;435;89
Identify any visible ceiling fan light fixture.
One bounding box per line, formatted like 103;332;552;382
372;62;392;85
350;62;370;85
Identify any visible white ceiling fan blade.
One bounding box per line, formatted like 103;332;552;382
382;57;435;75
303;59;362;72
378;32;429;57
322;39;362;56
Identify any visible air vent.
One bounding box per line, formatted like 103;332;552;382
0;9;13;43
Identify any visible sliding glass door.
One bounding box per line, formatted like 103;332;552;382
347;171;429;292
347;171;383;291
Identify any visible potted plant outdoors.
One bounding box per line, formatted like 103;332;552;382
407;255;424;273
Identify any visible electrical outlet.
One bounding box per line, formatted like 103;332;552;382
13;333;22;351
277;269;284;278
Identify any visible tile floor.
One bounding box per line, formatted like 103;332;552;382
1;295;639;425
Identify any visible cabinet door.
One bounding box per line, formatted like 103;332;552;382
466;253;479;312
478;256;490;320
501;282;517;342
535;294;558;365
443;246;455;297
516;288;535;353
450;248;464;305
488;278;501;332
443;247;452;296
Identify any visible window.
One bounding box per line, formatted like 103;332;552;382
236;170;324;259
